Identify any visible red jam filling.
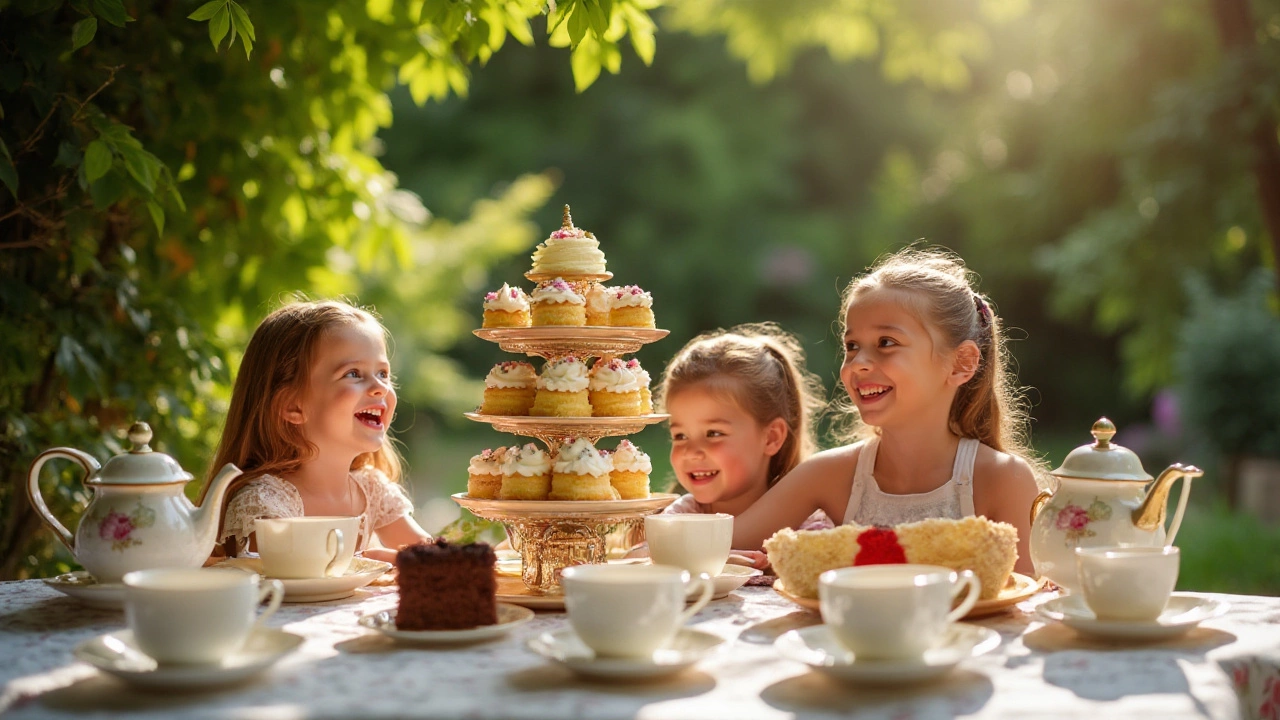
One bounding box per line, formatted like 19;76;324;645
852;527;908;565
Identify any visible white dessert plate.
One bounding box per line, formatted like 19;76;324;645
213;556;392;602
775;623;1000;685
74;628;303;690
358;603;535;643
1035;593;1229;640
689;564;762;601
527;627;724;680
43;571;125;609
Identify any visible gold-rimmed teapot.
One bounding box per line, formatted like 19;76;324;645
27;421;243;584
1029;417;1203;592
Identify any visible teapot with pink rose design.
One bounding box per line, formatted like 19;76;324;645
1029;417;1203;592
27;421;243;584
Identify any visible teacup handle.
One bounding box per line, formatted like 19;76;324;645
679;572;714;623
323;529;346;577
251;578;285;632
945;570;981;623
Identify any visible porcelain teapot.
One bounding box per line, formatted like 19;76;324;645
26;421;243;584
1029;417;1202;592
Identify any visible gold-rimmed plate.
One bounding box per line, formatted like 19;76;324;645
473;326;668;358
463;413;669;442
453;492;678;520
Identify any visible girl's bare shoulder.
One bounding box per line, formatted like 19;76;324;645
788;441;863;480
972;443;1038;490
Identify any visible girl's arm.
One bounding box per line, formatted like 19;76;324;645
972;449;1040;575
731;445;860;550
364;515;432;563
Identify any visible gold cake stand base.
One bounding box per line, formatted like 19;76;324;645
453;493;677;594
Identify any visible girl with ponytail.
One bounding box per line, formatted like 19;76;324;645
653;323;829;569
731;248;1041;574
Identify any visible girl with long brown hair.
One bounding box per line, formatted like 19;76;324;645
199;300;431;561
730;248;1041;573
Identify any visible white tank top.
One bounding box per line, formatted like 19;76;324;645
842;435;978;526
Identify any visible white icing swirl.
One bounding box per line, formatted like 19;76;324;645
585;284;615;314
625;359;651;387
483;283;529;312
531;279;586;306
612;285;653;309
553;438;611;476
485;361;537;389
501;444;551;477
589;358;640;393
538;357;590;392
611;440;652;473
468;447;511;475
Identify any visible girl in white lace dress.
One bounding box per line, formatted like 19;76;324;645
730;248;1042;574
198;300;431;563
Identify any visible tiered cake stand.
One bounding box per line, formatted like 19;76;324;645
453;272;676;600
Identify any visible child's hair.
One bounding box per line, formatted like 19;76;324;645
198;299;404;550
836;247;1033;461
657;323;825;486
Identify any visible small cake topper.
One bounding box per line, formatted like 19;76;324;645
562;204;573;229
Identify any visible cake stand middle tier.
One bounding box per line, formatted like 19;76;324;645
463;412;668;448
452;493;678;594
473;327;669;359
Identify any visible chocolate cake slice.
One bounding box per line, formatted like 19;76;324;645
395;539;498;630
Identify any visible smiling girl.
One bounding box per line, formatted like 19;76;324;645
730;249;1040;573
654;324;829;568
200;300;431;562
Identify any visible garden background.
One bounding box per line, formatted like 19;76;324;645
2;0;1279;592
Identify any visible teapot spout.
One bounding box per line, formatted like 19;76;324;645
190;463;244;555
1133;463;1204;545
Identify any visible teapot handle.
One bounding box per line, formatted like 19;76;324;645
27;448;101;554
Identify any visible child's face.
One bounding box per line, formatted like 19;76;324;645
667;384;780;508
841;288;957;430
294;321;396;458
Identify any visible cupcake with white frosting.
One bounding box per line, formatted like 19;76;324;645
529;356;592;417
530;278;586;327
479;361;537;416
610;285;654;328
499;443;552;500
609;440;651;500
468;447;512;499
584;283;616;326
481;283;530;328
549;437;618;501
588;358;642;417
625;359;653;414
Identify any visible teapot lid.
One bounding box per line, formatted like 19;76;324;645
1050;417;1153;482
88;422;194;486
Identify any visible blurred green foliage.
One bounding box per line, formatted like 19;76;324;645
0;0;654;579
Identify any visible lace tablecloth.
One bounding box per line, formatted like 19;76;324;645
1;579;1276;719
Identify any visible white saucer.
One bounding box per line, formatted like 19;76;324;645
359;603;534;643
213;556;392;602
688;565;763;601
1036;593;1229;640
527;627;724;679
74;628;303;690
774;623;1000;685
43;571;125;609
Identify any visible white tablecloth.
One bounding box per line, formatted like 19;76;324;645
1;579;1276;719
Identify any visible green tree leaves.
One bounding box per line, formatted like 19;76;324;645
71;17;97;50
188;0;255;57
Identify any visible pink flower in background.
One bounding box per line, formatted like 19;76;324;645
1056;504;1090;531
99;511;134;541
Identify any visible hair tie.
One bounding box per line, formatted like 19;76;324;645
973;294;992;328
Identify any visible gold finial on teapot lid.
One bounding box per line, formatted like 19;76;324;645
1091;417;1116;448
562;204;574;229
127;421;154;454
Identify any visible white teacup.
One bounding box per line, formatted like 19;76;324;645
256;516;359;579
561;564;713;658
645;513;734;577
819;564;980;661
1075;545;1180;621
123;568;283;665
